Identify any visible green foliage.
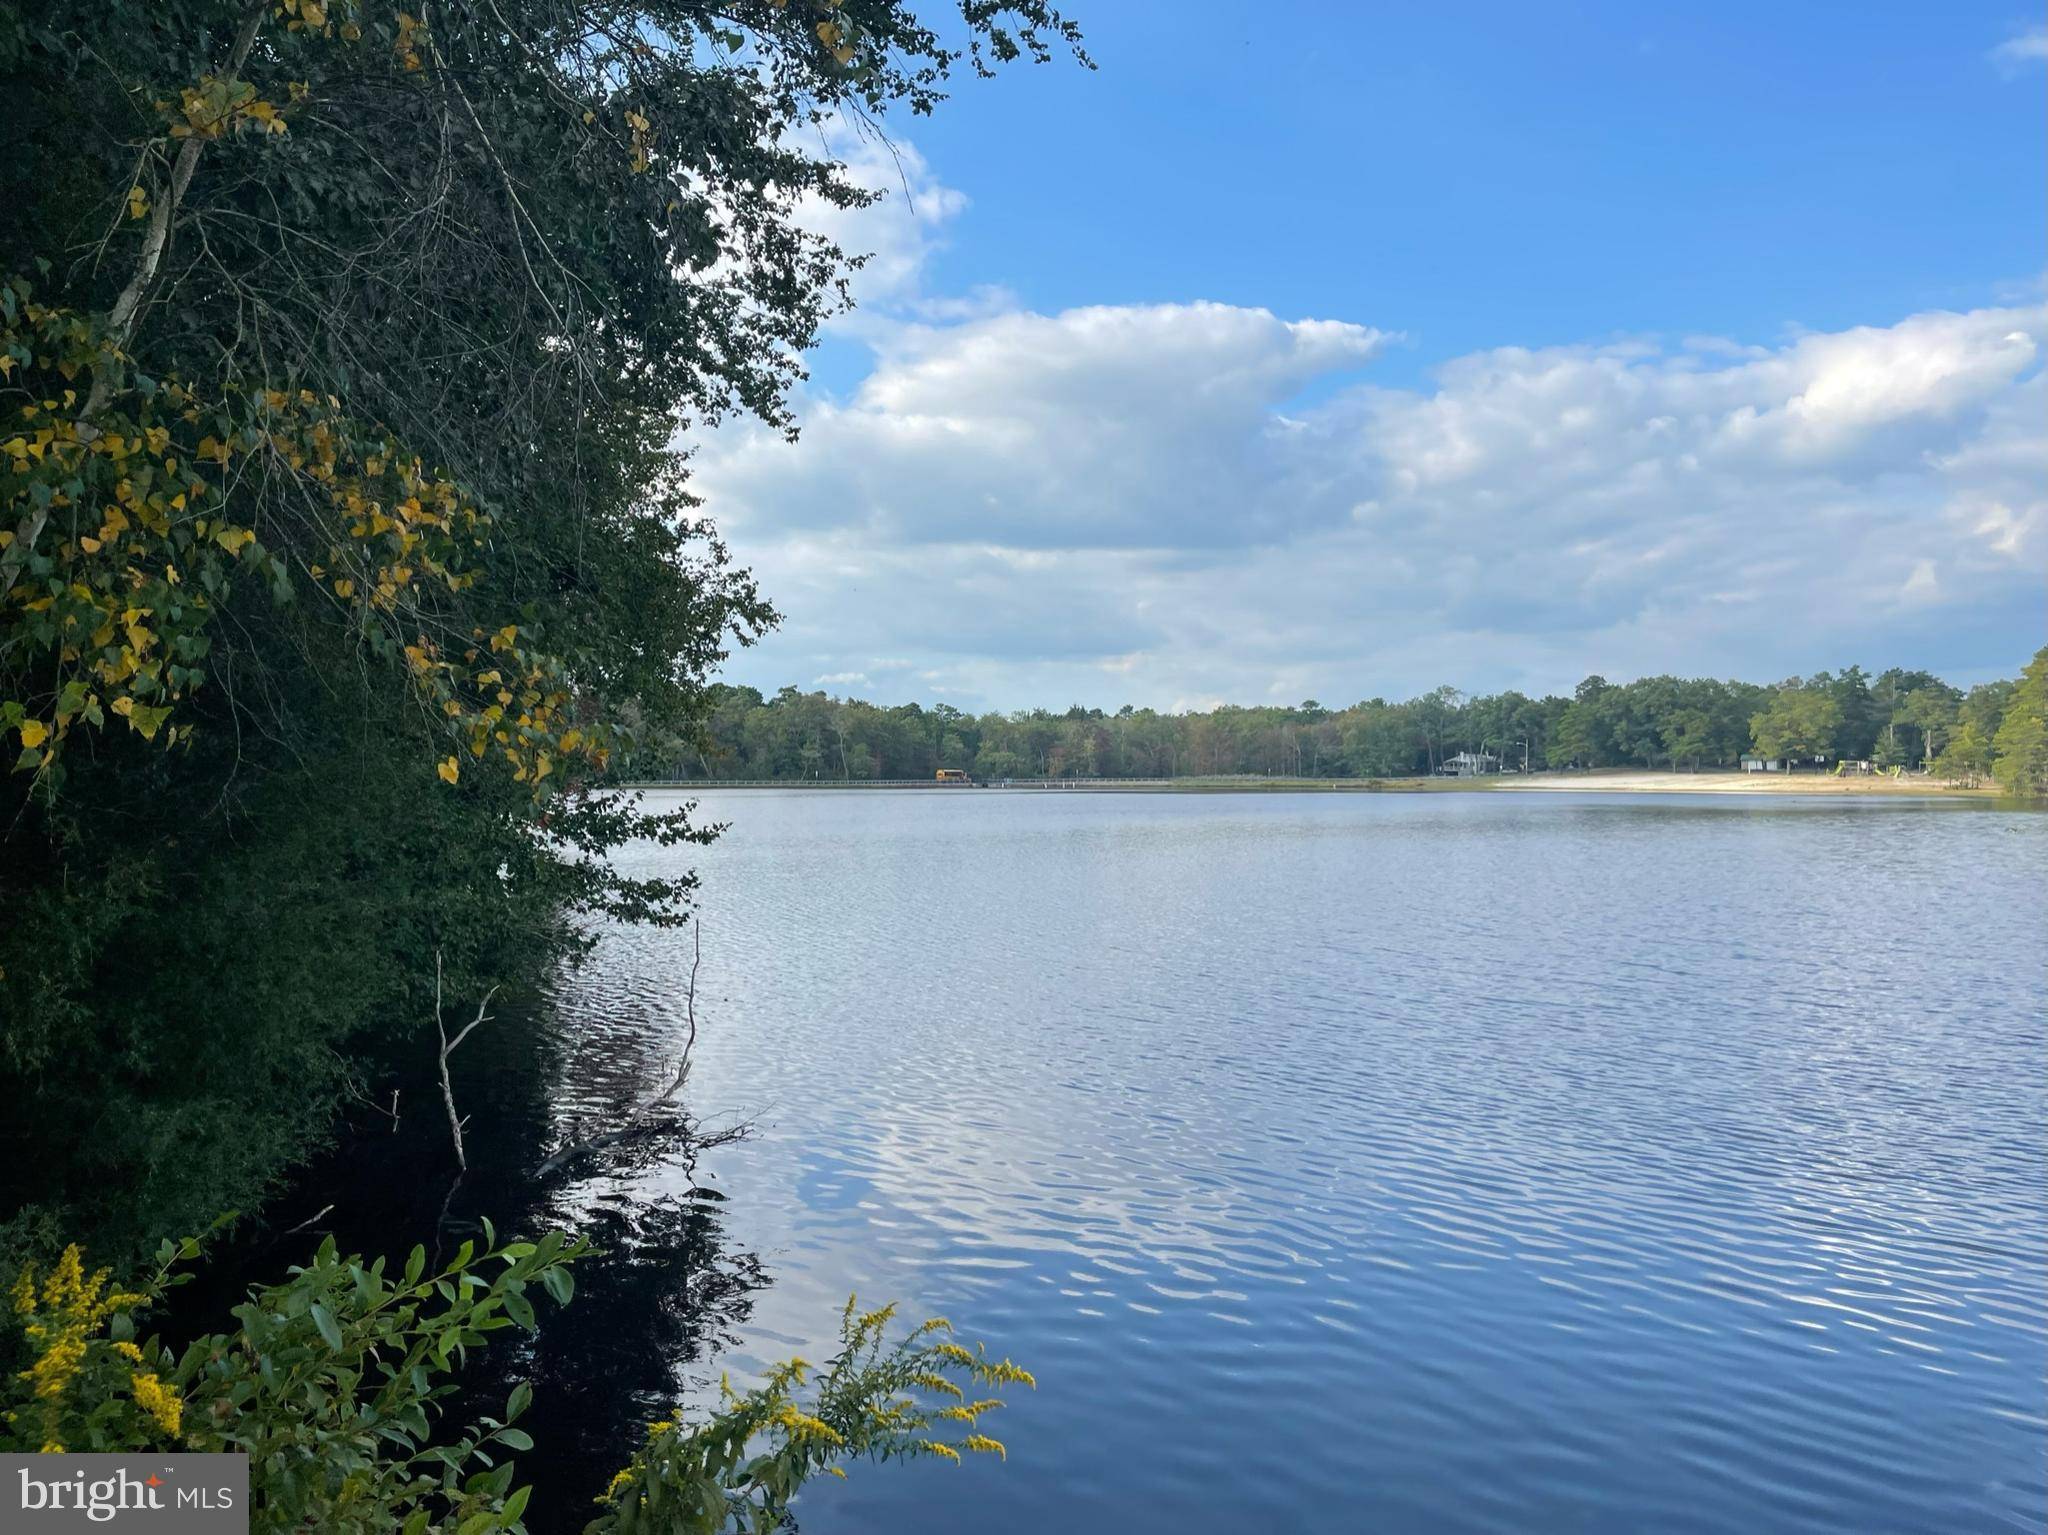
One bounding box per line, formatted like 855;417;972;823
1930;723;1994;787
2;1231;1030;1535
0;0;1084;1254
1749;682;1844;765
670;662;2043;785
4;1224;584;1529
588;1299;1031;1534
1990;647;2048;796
668;668;1987;782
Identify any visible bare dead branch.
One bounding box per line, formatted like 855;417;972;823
434;950;499;1171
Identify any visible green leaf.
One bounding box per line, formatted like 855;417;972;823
310;1302;343;1350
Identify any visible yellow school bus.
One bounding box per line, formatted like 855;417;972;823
935;769;971;783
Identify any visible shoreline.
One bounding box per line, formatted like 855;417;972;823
629;771;2000;799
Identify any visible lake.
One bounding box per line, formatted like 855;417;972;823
489;789;2048;1532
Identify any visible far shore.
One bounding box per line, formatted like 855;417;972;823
635;770;1998;797
1494;769;1993;796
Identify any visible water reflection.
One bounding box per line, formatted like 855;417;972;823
486;1188;766;1532
194;976;769;1535
201;790;2047;1535
589;790;2047;1535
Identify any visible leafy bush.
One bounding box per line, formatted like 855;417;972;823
3;1228;1031;1533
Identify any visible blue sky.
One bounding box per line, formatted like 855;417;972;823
700;2;2047;711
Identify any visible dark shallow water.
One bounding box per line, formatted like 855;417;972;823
530;789;2046;1535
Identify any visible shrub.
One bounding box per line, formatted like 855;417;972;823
3;1227;1031;1533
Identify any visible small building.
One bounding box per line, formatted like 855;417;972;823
1740;755;1784;773
1441;751;1499;778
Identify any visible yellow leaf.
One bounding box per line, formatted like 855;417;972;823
436;756;460;784
333;578;354;598
17;720;48;749
127;186;150;220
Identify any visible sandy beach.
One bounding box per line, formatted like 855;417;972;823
1495;769;1985;796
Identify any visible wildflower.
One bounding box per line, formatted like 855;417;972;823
129;1373;183;1437
772;1404;844;1446
25;1336;86;1400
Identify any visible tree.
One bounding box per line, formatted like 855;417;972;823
1960;679;2016;743
1661;708;1713;770
1;0;1086;1251
1750;683;1842;767
1821;666;1880;760
1894;686;1960;769
1991;647;2048;796
1931;723;1994;787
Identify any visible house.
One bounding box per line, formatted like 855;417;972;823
1441;750;1499;777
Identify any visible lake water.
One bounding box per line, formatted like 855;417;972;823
509;789;2047;1532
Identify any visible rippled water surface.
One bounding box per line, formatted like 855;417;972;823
562;790;2046;1533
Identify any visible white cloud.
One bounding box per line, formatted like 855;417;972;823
699;303;1389;549
791;121;967;314
693;298;2047;709
1990;25;2048;68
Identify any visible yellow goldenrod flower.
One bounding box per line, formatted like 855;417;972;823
129;1373;183;1437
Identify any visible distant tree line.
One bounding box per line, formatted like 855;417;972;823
670;650;2048;794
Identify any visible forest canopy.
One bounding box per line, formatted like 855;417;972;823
677;656;2048;791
